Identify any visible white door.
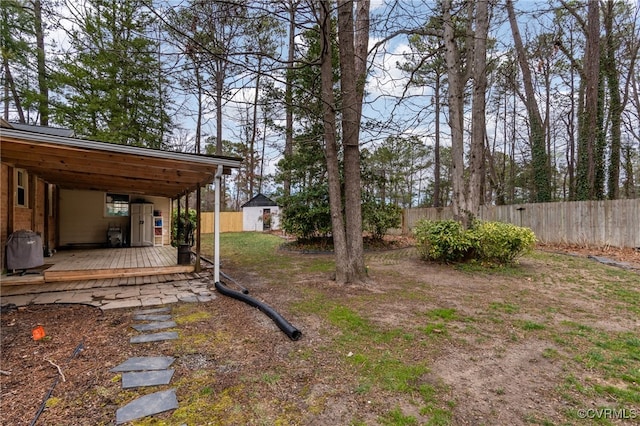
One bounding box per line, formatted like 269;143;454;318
131;203;154;247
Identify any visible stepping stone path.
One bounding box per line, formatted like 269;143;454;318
112;306;181;424
131;321;177;332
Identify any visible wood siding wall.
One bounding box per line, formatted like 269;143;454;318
201;212;243;233
1;164;9;269
1;165;56;269
402;199;640;248
59;190;170;246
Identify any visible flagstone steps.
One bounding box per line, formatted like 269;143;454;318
113;307;181;424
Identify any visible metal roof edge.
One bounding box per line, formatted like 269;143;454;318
1;128;242;168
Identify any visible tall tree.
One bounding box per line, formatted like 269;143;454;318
442;0;467;221
1;0;35;123
283;0;298;198
506;0;552;202
33;0;48;125
337;0;369;281
578;0;602;200
556;0;604;200
316;0;370;284
603;0;622;199
441;0;490;223
399;29;446;207
468;0;489;212
244;13;282;197
53;0;171;147
365;136;432;207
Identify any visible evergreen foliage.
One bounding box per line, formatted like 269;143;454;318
172;208;197;247
362;199;402;240
51;0;172;147
414;219;536;265
414;219;474;263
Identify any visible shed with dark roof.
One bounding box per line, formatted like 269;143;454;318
241;194;280;231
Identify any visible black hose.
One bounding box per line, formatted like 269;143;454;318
214;281;302;341
30;340;84;426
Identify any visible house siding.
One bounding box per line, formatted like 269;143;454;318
13;206;32;231
1;165;55;270
33;178;46;236
59;189;170;246
1;164;9;269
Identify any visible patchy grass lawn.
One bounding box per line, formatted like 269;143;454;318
2;232;638;425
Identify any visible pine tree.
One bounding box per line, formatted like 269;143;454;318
52;0;171;148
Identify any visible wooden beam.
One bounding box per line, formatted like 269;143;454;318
1;148;211;182
1;137;233;199
2;139;220;173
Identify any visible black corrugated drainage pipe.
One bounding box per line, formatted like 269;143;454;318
214;281;302;341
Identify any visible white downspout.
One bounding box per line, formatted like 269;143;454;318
214;165;223;283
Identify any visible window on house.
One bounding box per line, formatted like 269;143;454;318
16;169;27;207
105;193;129;216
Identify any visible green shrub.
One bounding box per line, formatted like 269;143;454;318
172;208;197;247
413;219;536;265
472;221;536;264
413;219;474;262
363;202;402;240
280;189;332;240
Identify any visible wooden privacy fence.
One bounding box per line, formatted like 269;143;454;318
402;199;640;248
200;212;243;233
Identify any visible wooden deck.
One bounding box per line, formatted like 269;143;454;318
1;246;196;286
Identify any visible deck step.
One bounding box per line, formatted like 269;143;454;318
43;265;194;282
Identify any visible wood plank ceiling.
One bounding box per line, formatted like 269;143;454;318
1;129;241;199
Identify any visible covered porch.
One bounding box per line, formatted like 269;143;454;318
1;122;241;287
1;246;200;287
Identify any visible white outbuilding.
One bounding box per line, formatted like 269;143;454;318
241;193;280;232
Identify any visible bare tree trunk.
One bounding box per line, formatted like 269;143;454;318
318;0;350;282
337;0;368;282
468;0;489;219
33;0;48;126
506;0;551;202
283;0;297;197
433;71;441;207
567;56;577;200
622;143;636;198
604;0;621;199
249;56;262;196
442;0;467;223
2;58;25;122
194;64;202;154
215;63;224;155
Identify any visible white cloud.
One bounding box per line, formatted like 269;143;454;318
367;38;428;100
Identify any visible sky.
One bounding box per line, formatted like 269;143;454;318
32;0;640;195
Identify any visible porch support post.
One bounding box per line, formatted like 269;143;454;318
195;184;201;272
177;195;181;230
44;183;49;253
7;166;14;235
214;165;223;283
176;195;181;256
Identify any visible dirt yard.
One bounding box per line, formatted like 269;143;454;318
1;242;639;425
